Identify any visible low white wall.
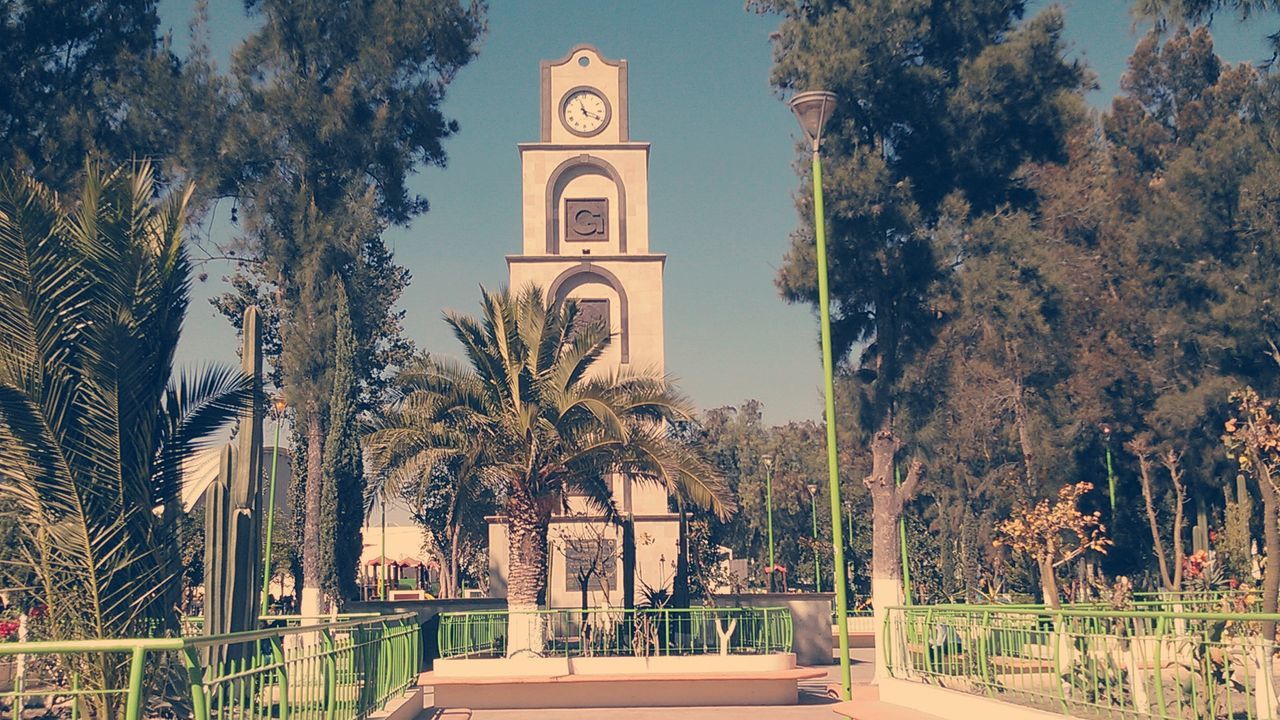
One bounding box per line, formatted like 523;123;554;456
367;688;424;720
878;678;1078;720
713;593;834;666
432;675;801;709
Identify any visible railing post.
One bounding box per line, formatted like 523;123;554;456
976;610;993;695
321;628;337;720
881;607;893;677
757;604;768;650
181;647;211;720
1053;611;1069;716
270;635;289;720
122;646;147;720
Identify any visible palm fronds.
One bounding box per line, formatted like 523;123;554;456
0;162;249;652
372;285;736;609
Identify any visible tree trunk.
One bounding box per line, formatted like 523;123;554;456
1009;389;1036;503
622;514;636;609
301;412;325;616
1039;556;1060;610
960;511;980;603
1161;451;1187;592
1135;449;1174;590
864;428;922;681
505;490;550;656
674;509;690;608
448;531;461;599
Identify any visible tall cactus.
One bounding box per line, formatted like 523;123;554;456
204;307;265;644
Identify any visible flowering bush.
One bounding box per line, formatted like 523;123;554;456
0;620;18;642
1182;549;1211;579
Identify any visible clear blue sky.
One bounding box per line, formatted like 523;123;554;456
161;0;1277;427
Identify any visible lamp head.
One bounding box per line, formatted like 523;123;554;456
789;90;838;151
807;483;818;497
273;395;288;413
761;454;774;470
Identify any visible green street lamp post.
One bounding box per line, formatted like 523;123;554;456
789;89;851;700
808;483;821;593
763;454;776;592
260;396;287;611
1102;424;1117;514
843;499;854;596
896;465;913;605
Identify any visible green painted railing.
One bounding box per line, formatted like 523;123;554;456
0;612;418;720
885;603;1280;720
182;613;385;635
438;606;793;659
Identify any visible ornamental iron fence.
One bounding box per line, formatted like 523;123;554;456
0;612;418;720
437;606;793;659
885;603;1280;720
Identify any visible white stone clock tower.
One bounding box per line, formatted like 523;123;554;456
488;45;679;609
510;44;664;375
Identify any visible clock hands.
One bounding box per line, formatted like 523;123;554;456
574;99;602;121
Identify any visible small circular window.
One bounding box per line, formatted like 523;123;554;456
578;56;590;67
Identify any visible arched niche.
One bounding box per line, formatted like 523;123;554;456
548;264;630;364
546;155;627;255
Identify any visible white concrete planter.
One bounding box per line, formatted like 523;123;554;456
428;652;823;709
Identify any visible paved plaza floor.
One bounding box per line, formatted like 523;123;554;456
419;649;917;719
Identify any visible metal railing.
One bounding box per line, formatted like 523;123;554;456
182;613;385;635
438;606;793;659
884;604;1280;720
0;612;418;720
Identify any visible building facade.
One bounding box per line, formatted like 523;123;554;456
487;45;680;608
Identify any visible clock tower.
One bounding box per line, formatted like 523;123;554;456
489;45;678;608
510;44;664;374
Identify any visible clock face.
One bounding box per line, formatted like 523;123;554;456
561;88;610;136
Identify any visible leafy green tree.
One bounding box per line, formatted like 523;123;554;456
689;399;873;597
1133;0;1280;55
0;1;215;193
209;0;485;612
757;0;1088;637
1099;27;1280;578
320;285;364;601
416;286;733;653
0;163;248;706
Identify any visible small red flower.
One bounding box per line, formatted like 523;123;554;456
1182;550;1210;579
0;620;19;641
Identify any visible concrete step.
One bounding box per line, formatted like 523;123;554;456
831;699;948;720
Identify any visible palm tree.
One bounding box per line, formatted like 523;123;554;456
0;162;250;667
381;285;733;653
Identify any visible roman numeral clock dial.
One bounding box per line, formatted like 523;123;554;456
560;88;610;137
